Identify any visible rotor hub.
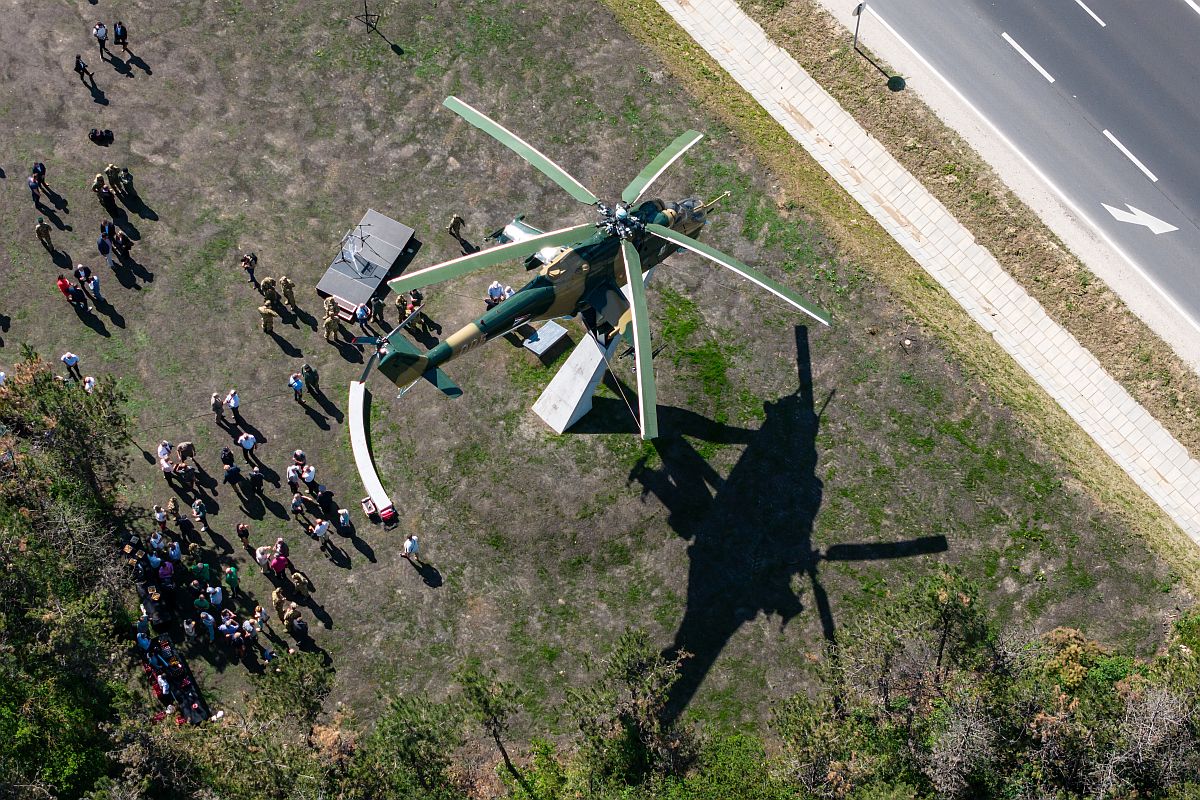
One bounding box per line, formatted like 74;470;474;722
597;201;644;240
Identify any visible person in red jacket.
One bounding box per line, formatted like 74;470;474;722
56;274;72;299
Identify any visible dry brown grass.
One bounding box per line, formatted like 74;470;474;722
599;0;1200;591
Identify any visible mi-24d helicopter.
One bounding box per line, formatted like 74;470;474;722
367;95;830;440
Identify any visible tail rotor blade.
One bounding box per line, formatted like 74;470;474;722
620;240;659;440
621;130;704;205
388;223;596;295
444;96;600;206
646;223;831;326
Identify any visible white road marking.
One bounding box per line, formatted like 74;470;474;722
1102;203;1179;235
1001;32;1055;83
1185;0;1200;17
864;5;1200;338
1073;0;1107;26
1102;129;1159;182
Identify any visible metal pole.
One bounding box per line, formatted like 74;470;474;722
853;2;867;52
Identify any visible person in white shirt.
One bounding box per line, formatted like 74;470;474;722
82;376;96;393
402;534;421;564
157;440;172;460
207;584;223;608
308;518;330;550
60;352;82;379
224;389;242;422
300;464;317;493
92;22;108;55
485;280;505;309
237;432;257;461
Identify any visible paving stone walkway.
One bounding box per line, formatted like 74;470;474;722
657;0;1200;545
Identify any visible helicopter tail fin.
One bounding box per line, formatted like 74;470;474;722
376;335;462;398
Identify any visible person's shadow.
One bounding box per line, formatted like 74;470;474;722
622;327;949;724
267;330;302;357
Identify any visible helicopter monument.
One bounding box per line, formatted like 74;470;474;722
361;96;831;440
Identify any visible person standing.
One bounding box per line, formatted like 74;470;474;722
237;432;257;462
321;312;339;342
210;392;226;424
307;518;330;551
258;304;280;333
248;466;264;495
199;610;216;642
60;352;82;380
104;163;120;187
272;587;288;622
92;22;108;55
300;464;317;494
177;441;196;463
73;263;92;291
56;274;72;300
35;217;53;250
73;54;94;84
97;234;113;270
27;175;41;209
113;20;129;52
278;275;297;309
31;162;48;190
112;230;133;260
353;302;371;333
88;273;102;301
286;463;301;494
288;371;304;402
240;253;258;285
402;534;421;564
224;565;240;597
300;363;319;396
290;492;307;521
191;498;209;533
225;389;241;423
446;213;465;238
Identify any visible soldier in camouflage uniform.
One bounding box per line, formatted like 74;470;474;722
322;313;340;342
258;304;280;333
278;275;297;309
323;296;339;318
259;276;280;307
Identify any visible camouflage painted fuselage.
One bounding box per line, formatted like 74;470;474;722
377;199;704;388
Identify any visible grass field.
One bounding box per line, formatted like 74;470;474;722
0;0;1186;737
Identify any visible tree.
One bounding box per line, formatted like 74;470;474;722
454;658;526;785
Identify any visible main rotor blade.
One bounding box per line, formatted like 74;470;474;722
443;96;600;206
620;240;659;440
646;223;831;326
621;130;704;205
387;223;596;295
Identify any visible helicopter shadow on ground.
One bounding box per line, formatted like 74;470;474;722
582;327;949;724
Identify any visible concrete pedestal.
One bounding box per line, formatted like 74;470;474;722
532;269;654;434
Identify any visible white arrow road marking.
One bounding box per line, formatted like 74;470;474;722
1101;203;1179;235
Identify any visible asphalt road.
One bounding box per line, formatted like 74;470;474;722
863;0;1200;328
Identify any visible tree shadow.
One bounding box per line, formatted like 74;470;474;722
620;327;949;724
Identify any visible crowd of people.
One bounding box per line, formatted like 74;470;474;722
13;16;452;723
